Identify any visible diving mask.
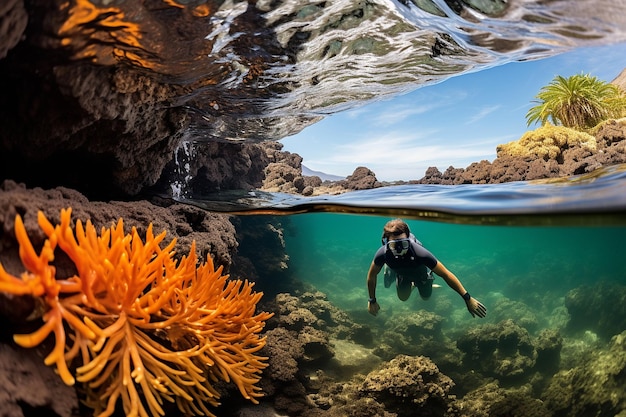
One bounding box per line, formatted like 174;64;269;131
388;238;410;256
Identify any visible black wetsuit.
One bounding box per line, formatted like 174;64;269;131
373;240;438;298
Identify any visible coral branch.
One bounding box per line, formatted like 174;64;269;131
0;208;273;417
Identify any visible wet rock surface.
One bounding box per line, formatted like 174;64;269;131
542;330;626;417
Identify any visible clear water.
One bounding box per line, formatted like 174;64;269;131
284;212;624;329
253;172;626;413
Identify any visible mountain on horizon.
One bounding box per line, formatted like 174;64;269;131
302;165;345;181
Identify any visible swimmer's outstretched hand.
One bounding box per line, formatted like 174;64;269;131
466;297;487;318
368;300;380;316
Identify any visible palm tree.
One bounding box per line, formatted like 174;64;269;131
526;73;626;130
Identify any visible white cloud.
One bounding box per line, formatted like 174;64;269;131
341;89;469;128
370;103;444;126
301;130;503;181
465;105;502;124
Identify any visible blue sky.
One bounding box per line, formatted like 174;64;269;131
280;42;626;181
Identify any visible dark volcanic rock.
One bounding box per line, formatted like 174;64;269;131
414;121;626;185
0;0;27;59
338;166;381;190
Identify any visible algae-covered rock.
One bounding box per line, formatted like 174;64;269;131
375;310;460;368
456;319;538;382
542;330;626;416
455;381;552;417
360;354;455;417
564;282;626;340
497;125;597;161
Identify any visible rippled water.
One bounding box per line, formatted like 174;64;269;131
173;163;626;226
54;0;626;140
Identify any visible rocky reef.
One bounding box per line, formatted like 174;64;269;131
223;287;626;417
542;331;626;417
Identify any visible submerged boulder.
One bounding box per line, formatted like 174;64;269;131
455;381;552;417
374;310;460;369
456;319;538;382
359;354;455;417
564;282;626;340
542;330;626;417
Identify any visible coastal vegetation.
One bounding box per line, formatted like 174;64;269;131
525;73;626;130
496;124;596;160
495;72;625;163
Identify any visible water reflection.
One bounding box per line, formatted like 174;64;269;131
46;0;626;141
168;163;626;226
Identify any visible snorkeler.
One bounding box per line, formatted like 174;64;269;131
366;219;487;318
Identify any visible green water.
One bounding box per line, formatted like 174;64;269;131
283;212;625;333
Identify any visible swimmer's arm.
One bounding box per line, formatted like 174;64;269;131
432;261;466;295
432;261;487;318
367;262;383;299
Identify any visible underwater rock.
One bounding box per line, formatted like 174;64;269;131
268;293;326;331
542;330;626;416
488;297;539;333
0;344;78;417
374;310;461;369
263;327;305;382
308;379;393;417
0;0;27;59
258;330;337;417
534;329;564;377
564;281;626;340
327;338;383;379
360;354;455;417
230;215;296;298
456;319;538;383
259;291;383;414
454;381;552;417
266;291;372;345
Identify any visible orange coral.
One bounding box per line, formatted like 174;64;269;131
0;208;273;417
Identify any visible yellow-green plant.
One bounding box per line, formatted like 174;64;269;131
497;124;596;161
